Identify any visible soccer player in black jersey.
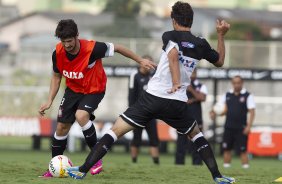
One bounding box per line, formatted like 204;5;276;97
210;76;255;169
67;2;234;183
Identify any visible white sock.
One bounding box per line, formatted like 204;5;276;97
54;132;68;140
223;163;231;168
81;120;93;131
242;164;249;169
191;132;204;142
106;129;118;142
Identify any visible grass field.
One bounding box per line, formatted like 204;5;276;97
0;137;281;184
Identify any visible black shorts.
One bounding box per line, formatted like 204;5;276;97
57;88;104;124
121;92;197;134
222;128;248;153
131;119;159;147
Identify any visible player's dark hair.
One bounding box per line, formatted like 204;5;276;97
233;75;243;81
171;1;193;28
55;19;78;39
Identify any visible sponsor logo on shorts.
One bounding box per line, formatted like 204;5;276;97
84;105;92;109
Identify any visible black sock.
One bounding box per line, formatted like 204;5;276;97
79;134;115;173
152;157;159;165
132;157;137;163
51;136;67;158
191;142;203;165
192;136;221;179
82;123;97;149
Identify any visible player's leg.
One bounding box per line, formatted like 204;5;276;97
76;93;105;175
175;133;188;165
40;122;72;178
67;117;135;179
223;151;232;167
68;92;155;179
187;125;222;178
188;125;234;183
52;122;72;158
76;93;105;149
86;116;134;164
76;105;151;174
222;128;233;168
190;123;203;165
131;128;142;163
40;88;79;178
146;119;160;164
160;100;234;183
191;142;203;165
237;130;249;168
52;88;80;157
240;152;249;168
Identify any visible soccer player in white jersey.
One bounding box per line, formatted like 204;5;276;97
67;1;234;183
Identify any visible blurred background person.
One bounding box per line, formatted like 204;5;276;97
210;75;255;169
128;55;160;164
175;69;208;165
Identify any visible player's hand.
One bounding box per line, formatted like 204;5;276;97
39;101;52;116
216;19;230;36
168;84;181;94
209;110;216;121
243;125;251;135
187;99;194;104
187;85;193;92
139;58;157;70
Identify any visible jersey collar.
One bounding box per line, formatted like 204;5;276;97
229;88;247;94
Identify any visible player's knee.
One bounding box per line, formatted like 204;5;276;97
111;117;135;138
56;124;70;136
75;110;89;124
188;124;201;139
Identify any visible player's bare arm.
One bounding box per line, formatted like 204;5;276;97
168;47;181;93
187;85;206;102
39;72;62;116
213;20;230;67
243;108;255;135
114;44;157;70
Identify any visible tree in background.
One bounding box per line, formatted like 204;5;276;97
103;0;142;18
94;0;151;38
210;21;272;68
211;21;269;41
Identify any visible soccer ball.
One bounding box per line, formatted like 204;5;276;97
213;102;225;115
48;155;73;177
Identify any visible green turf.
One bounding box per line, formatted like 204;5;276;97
0;149;281;184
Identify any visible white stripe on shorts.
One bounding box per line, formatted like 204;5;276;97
121;113;145;128
177;120;197;135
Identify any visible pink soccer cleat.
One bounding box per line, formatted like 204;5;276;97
39;170;53;178
90;160;103;175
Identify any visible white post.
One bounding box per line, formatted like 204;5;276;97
269;42;277;69
225;41;231;67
